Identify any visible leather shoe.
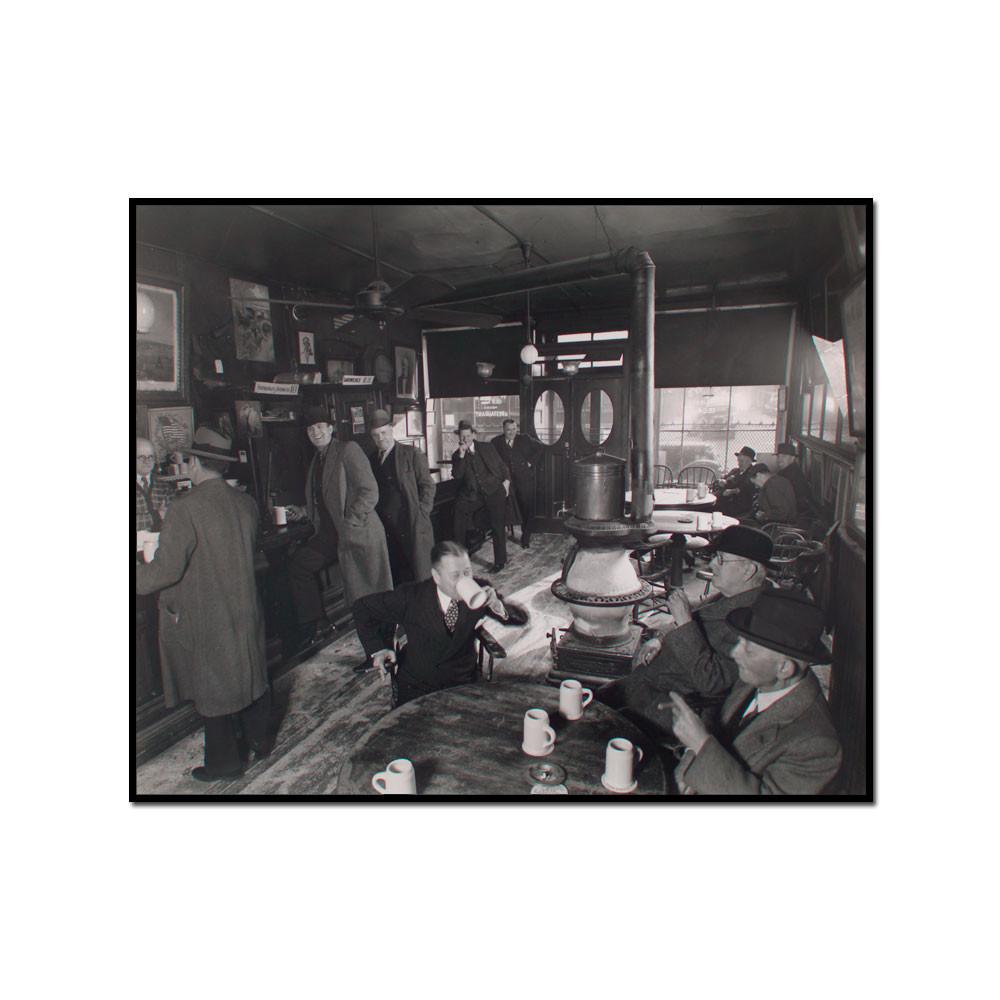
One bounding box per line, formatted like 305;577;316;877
248;736;275;761
501;601;529;627
521;539;531;549
490;563;506;574
191;765;244;782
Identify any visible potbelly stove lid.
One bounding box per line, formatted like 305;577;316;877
550;578;652;607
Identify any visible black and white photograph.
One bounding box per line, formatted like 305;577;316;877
136;279;184;398
146;405;193;462
133;202;872;802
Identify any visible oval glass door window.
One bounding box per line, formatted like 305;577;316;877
533;390;565;444
580;389;614;445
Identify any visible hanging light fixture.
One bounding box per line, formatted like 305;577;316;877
519;343;539;366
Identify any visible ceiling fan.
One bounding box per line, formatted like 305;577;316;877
231;207;505;329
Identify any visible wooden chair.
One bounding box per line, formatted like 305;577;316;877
676;464;719;488
653;464;673;488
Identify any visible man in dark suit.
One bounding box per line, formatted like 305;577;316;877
715;445;756;518
353;541;528;707
491;418;543;548
451;420;510;573
669;590;842;795
748;462;798;525
368;408;436;585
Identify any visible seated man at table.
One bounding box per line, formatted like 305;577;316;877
353;541;528;707
670;590;841;795
775;442;816;520
715;445;756;518
747;462;797;525
598;526;773;736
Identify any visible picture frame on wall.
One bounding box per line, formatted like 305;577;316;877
326;359;354;383
350;405;366;435
298;331;317;366
148;406;195;462
405;408;424;438
137;277;187;401
394;344;418;401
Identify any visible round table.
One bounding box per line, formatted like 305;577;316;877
645;511;739;587
336;681;669;797
625;487;717;510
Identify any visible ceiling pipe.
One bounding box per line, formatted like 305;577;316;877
423;246;656;522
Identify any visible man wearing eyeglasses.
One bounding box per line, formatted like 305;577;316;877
135;437;175;532
598;526;773;734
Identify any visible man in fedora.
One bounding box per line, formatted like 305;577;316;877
598;526;773;733
491;418;543;549
368;409;436;585
775;442;815;519
288;405;392;648
670;590;842;795
451;420;510;573
136;427;272;782
716;445;757;517
748;462;798;525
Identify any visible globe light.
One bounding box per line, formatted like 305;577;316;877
520;343;539;365
137;291;155;333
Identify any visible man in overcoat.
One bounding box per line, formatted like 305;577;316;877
368;409;435;585
775;442;815;519
599;526;772;735
135;427;270;781
288;407;393;645
748;462;798;525
353;541;528;707
491;418;543;549
451;420;510;573
715;445;756;518
670;590;842;795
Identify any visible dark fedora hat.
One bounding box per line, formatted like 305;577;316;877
726;590;830;662
370;409;392;430
303;405;332;427
187;426;238;463
708;524;773;564
735;445;756;459
457;419;476;433
776;442;797;456
749;462;771;476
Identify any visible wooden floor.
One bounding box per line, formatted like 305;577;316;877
134;531;830;796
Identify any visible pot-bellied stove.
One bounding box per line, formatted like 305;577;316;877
547;452;660;688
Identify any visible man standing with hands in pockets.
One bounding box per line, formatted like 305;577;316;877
451;420;510;573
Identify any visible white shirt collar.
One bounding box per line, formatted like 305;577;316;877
379;442;395;462
743;678;803;717
137;473;151;487
436;586;455;614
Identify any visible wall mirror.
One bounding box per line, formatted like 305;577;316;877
580;389;614;445
533;389;565;444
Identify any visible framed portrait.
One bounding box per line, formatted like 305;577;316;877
405;408;424;438
393;344;418;400
350;405;366;435
298;331;317;366
326;359;355;383
840;275;866;437
235;401;263;439
137;277;187;400
148;406;194;462
230;278;275;362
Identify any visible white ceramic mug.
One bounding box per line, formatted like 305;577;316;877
272;506;288;526
142;538;158;564
559;679;594;720
455;575;488;610
604;737;644;790
372;758;417;795
523;709;556;756
697;482;708;499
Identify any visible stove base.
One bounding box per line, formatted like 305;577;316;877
546;624;645;688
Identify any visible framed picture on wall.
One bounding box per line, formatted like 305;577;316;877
137;277;187;401
298;331;317;366
350;405;366;435
405;408;424;438
326;359;354;383
394;344;418;401
148;406;194;462
230;278;275;362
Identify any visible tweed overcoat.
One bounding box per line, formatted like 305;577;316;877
306;439;392;606
135;478;267;717
676;668;842;795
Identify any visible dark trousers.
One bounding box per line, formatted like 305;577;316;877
202;689;272;774
288;530;338;624
454;488;507;567
512;479;534;544
378;511;414;586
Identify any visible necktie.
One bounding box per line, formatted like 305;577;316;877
726;690;758;741
142;476;150;491
444;599;459;633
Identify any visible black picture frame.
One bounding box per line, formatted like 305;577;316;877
393;343;418;401
136;275;187;402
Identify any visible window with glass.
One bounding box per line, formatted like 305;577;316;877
425;395;519;479
803;336;858;448
655;385;780;476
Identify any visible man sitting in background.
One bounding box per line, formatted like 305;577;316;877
715;445;756;518
670;590;841;795
775;442;815;519
353;541;527;707
135;436;174;531
748;462;797;525
598;526;772;736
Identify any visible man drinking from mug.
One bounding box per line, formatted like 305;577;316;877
670;590;842;795
353;541;528;707
451;421;510;573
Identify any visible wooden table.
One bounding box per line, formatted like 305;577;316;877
336;681;669;797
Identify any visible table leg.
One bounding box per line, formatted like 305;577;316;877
669;533;687;588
